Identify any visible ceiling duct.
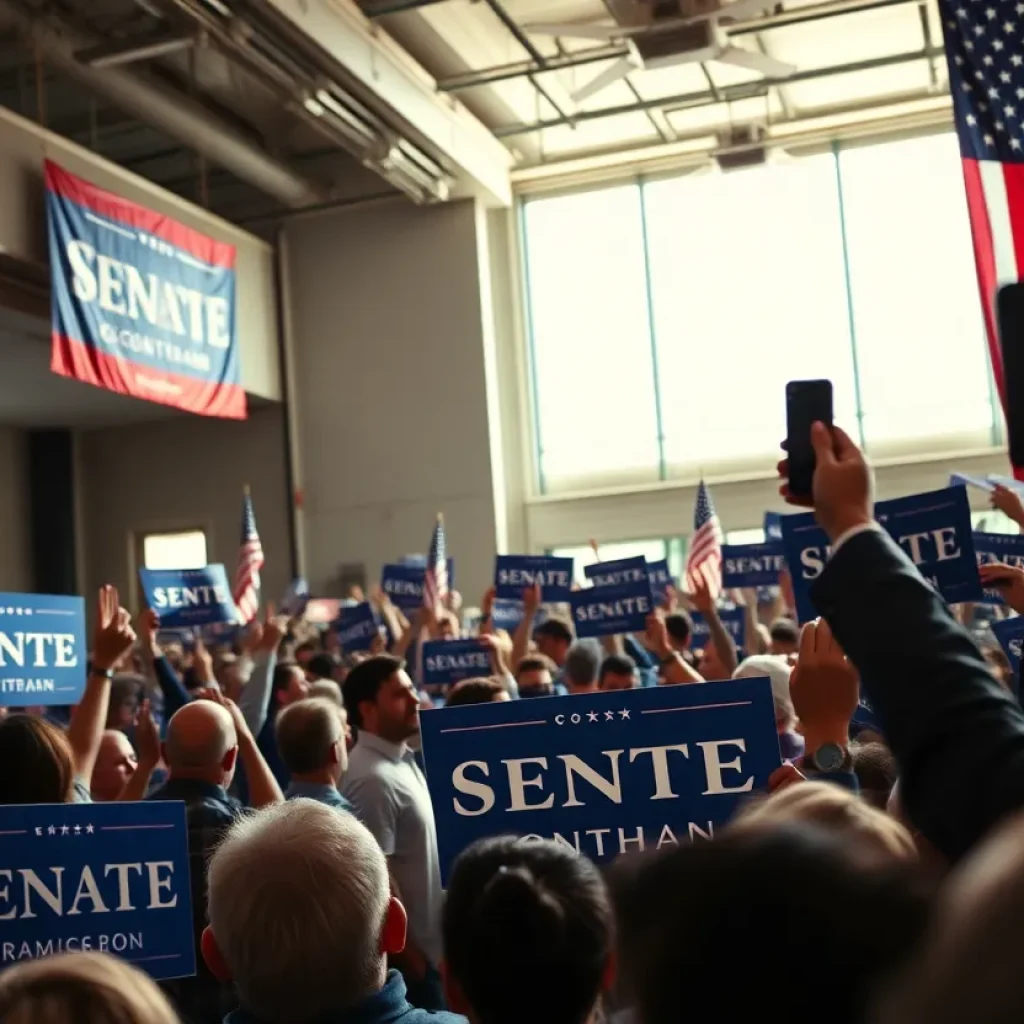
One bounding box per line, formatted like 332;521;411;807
0;0;328;208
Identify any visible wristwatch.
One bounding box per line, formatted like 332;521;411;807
806;742;851;773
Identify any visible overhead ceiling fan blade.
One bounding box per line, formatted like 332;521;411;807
716;45;797;78
714;0;777;23
571;55;636;102
520;20;630;41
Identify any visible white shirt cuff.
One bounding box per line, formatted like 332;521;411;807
830;521;884;557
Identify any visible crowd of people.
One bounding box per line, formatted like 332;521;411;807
4;422;1024;1024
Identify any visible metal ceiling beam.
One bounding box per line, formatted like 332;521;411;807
0;0;327;207
438;44;630;93
494;46;943;137
75;32;195;69
360;0;452;14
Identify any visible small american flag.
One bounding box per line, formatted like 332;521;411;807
683;481;723;599
423;515;449;612
233;491;264;625
941;0;1024;473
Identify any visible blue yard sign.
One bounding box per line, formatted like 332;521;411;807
0;593;86;707
0;800;195;979
721;543;787;589
422;638;493;687
138;566;236;628
690;607;747;652
584;556;649;589
494;555;573;603
571;580;653;638
974;532;1024;604
779;513;832;624
419;678;781;883
334;602;380;653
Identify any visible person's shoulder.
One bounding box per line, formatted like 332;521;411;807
398;1010;467;1024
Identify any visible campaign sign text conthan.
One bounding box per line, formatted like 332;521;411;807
571;580;653;638
419;678;781;883
0;800;195;979
779;513;831;624
138;566;236;628
690;607;747;652
335;602;379;653
973;532;1024;604
721;543;786;589
494;555;573;602
422;639;492;687
0;594;86;707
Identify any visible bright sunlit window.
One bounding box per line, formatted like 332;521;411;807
142;530;208;570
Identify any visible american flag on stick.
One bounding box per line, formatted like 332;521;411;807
233;488;264;625
423;514;449;612
683;481;723;599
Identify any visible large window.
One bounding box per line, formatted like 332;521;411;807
521;132;997;495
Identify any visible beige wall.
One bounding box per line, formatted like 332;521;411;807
76;406;291;612
0;426;31;591
283;197;505;604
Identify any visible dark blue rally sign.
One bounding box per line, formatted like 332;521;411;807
381;559;456;611
779;512;831;624
645;559;675;607
138;566;236;628
690;607;747;652
0;593;86;707
584;556;648;589
974;532;1024;604
419;678;781;883
422;638;492;687
875;487;982;605
993;616;1024;688
334;602;379;653
0;800;195;979
494;556;573;603
764;512;783;541
721;543;786;589
571;580;653;638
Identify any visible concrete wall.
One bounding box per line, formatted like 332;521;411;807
0;426;32;591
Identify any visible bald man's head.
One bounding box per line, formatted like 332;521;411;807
164;701;237;782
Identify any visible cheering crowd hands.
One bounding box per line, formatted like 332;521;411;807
92;584;137;672
991;482;1024;528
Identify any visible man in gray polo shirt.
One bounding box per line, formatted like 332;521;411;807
341;655;445;1012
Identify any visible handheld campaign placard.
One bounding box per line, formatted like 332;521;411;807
419;679;781;883
584;556;649;589
690;607;747;652
334;602;379;653
950;472;996;492
779;513;831;624
571;580;653;638
721;543;786;589
138;566;236;628
494;556;573;602
764;512;783;541
645;560;675;607
974;532;1024;603
0;800;195;979
875;487;982;605
422;639;493;687
381;560;455;611
0;594;86;707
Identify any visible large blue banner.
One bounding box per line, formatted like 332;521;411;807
779;513;832;624
334;602;380;652
0;593;86;707
422;639;492;687
875;487;982;605
419;678;781;882
0;800;195;979
721;543;786;589
584;556;649;589
45;162;243;420
571;581;653;638
494;556;573;602
974;532;1024;604
138;566;236;628
690;607;747;652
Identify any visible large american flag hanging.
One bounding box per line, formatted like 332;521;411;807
684;481;723;599
941;0;1024;473
423;515;449;612
233;491;264;625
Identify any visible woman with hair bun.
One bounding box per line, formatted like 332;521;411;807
441;835;614;1024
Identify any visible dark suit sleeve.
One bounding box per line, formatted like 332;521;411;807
811;528;1024;862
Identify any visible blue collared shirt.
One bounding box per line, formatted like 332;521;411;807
224;969;465;1024
285;781;356;815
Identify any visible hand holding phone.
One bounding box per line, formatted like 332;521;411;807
786;380;834;500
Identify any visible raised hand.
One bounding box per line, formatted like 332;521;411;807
979;562;1024;613
789;618;859;752
991;484;1024;528
93;586;136;672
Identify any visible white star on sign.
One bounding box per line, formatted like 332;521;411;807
73;825;81;835
587;711;599;723
60;825;69;836
86;824;95;834
618;709;630;720
47;826;55;836
604;710;614;721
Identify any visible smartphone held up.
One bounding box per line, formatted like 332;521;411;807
785;379;834;500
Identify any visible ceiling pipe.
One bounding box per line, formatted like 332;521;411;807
0;0;328;208
76;32;196;69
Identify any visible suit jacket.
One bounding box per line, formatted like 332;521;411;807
812;526;1024;862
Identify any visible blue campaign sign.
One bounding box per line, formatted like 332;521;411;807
584;556;649;589
764;512;783;541
989;475;1024;493
779;513;831;624
571;580;653;638
950;472;995;493
690;607;747;652
721;543;787;589
490;599;524;633
45;161;243;420
992;617;1024;694
494;555;573;602
0;594;86;707
875;487;983;605
974;532;1024;604
381;559;455;611
334;602;379;653
646;560;675;607
138;566;236;628
422;638;492;687
851;696;881;735
419;678;781;882
0;800;195;979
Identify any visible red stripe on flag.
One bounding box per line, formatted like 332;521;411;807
1004;161;1024;284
